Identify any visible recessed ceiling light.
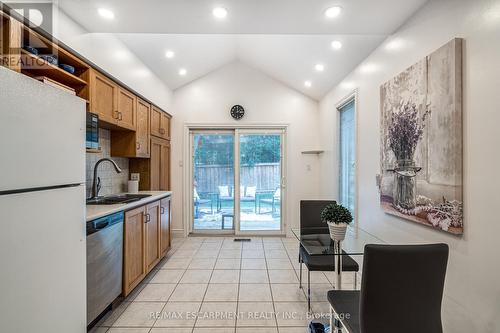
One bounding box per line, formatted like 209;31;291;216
331;40;342;50
359;63;378;74
341;81;355;89
325;6;342;18
212;7;228;19
179;68;187;76
385;39;404;51
315;64;325;72
165;50;175;59
97;8;114;20
304;81;312;88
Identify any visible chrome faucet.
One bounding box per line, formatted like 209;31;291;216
90;158;122;199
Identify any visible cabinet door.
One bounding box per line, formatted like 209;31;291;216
145;201;161;272
160;141;170;190
160;197;171;258
160;113;171;140
150;138;162;190
136;99;151;157
123;206;146;296
150;105;162;138
90;70;117;124
117;88;136;130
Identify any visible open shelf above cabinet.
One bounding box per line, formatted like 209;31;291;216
20;49;88;87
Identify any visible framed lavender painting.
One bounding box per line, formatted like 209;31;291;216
379;38;463;235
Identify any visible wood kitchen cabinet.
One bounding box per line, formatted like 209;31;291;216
90;69;117;125
159;197;171;257
145;201;161;272
123;197;172;297
123;206;146;296
116;87;136;130
90;69;137;131
151;105;171;140
129;137;170;190
110;98;151;158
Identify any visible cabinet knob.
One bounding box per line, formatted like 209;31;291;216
160;207;165;214
118;112;123;121
136;142;141;150
145;213;150;223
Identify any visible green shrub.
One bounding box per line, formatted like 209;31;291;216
321;202;353;225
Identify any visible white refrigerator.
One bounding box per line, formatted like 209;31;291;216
0;67;87;332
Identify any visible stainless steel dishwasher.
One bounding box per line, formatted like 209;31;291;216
86;211;124;326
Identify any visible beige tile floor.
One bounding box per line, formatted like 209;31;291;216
90;236;360;333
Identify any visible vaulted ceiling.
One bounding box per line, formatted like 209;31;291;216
55;0;428;100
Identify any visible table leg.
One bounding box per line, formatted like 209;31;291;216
334;240;343;332
335;240;342;290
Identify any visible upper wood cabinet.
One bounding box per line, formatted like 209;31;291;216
151;105;171;140
123;206;146;297
111;98;150;158
90;69;138;131
129;137;170;191
136;99;151;157
90;69;117;125
117;88;137;130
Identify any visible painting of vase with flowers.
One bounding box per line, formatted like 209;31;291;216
379;38;463;235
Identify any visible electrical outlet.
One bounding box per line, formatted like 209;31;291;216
130;173;140;181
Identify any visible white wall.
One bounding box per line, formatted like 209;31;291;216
52;9;172;111
318;0;500;331
170;61;321;235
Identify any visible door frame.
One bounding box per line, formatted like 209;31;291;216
183;123;288;237
335;90;359;235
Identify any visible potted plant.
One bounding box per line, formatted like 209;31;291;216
321;202;353;241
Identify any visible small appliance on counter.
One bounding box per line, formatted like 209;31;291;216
128;173;140;193
86;112;99;149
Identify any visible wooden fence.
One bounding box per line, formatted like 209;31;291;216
195;163;280;194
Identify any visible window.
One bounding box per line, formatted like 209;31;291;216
338;99;356;215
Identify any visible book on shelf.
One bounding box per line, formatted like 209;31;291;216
33;76;76;95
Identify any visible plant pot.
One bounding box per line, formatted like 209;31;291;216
327;222;348;241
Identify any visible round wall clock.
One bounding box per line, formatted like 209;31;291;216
230;105;245;120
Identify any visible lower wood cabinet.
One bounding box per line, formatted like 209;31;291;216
160;197;171;257
123;206;146;296
145;200;161;272
123;196;171;296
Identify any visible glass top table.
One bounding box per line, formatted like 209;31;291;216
291;227;385;256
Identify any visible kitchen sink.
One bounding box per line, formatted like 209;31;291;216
86;194;152;205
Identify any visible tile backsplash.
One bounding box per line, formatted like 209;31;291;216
86;129;129;198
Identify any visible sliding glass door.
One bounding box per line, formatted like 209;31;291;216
237;130;283;232
192;131;235;231
190;128;284;234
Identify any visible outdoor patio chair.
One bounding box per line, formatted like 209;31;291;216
240;186;257;204
258;187;281;214
194;188;213;218
217;185;234;211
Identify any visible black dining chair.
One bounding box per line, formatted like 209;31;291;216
298;200;360;312
327;243;449;333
